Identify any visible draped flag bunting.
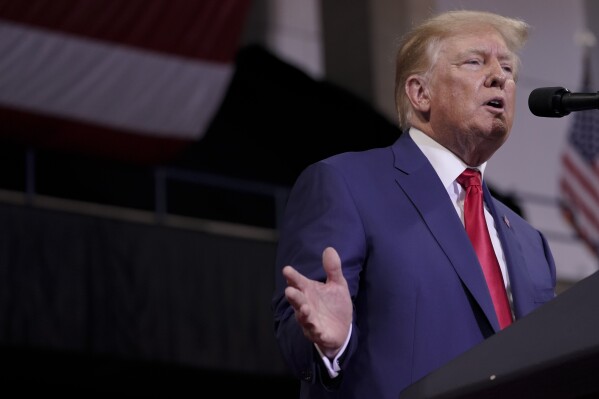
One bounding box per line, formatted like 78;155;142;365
0;0;252;164
558;49;599;258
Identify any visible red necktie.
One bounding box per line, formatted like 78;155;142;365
457;169;513;329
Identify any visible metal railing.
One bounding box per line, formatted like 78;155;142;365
16;147;290;241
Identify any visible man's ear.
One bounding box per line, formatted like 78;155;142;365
405;75;430;112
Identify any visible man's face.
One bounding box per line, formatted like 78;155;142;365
427;28;517;164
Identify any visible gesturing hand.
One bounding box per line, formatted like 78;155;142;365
282;247;353;359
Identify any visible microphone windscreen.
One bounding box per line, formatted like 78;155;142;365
528;87;568;117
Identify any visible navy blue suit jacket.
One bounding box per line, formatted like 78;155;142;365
272;132;557;399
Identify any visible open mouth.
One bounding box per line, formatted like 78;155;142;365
486;99;504;109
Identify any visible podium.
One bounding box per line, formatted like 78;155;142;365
400;270;599;399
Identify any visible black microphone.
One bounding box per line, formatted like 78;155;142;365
528;86;599;117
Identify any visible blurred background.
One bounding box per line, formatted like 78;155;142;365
0;0;597;396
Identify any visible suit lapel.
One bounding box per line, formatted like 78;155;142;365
392;133;501;332
484;190;532;320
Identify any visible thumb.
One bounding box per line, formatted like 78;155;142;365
322;247;345;285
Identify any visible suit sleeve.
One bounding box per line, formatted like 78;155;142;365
271;160;367;387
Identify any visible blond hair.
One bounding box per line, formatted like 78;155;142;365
394;10;529;129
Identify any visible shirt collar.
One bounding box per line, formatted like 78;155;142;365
408;127;487;189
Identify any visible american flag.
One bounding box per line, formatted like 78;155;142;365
0;0;252;164
558;51;599;258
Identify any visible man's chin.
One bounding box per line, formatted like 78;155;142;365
489;118;511;139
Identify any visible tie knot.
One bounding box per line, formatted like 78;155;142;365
457;169;481;189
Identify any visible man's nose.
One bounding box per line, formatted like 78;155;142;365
485;61;507;88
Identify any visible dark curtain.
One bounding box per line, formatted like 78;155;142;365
0;201;295;394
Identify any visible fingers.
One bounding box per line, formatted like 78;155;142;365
282;265;307;290
283;270;313;323
322;247;345;285
282;265;310;312
283;247;345;288
284;285;304;312
281;247;350;348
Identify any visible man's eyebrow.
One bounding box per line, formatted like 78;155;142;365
457;47;515;63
